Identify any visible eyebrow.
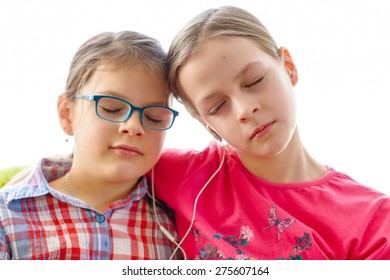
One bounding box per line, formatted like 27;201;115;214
235;61;265;80
94;90;125;99
93;90;168;106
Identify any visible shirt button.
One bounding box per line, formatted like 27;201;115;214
96;214;105;223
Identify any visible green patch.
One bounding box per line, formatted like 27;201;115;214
0;166;26;188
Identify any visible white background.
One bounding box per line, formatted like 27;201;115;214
0;259;386;279
0;260;387;279
0;0;389;195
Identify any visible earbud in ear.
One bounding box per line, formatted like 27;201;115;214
206;124;223;142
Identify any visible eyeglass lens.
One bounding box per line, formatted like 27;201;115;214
97;97;174;129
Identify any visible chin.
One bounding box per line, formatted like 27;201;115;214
243;141;289;159
107;164;147;180
264;143;291;158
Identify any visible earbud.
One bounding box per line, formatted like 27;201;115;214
206;123;222;142
159;225;176;242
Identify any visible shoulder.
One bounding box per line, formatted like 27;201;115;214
154;141;231;182
158;141;226;167
0;179;44;209
327;167;388;197
0;156;72;205
151;142;234;203
323;168;390;258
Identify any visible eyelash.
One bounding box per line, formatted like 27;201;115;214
209;77;264;115
102;107;123;114
209;100;227;116
245;77;263;89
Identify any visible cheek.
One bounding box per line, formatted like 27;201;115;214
156;133;166;149
279;90;297;120
147;132;166;152
73;117;112;149
208;121;232;141
71;105;95;131
271;76;297;117
144;133;166;166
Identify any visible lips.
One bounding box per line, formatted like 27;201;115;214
110;145;143;156
250;121;275;139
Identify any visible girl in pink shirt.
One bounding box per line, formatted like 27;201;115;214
152;6;390;260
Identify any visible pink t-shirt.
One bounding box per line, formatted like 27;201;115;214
152;142;390;260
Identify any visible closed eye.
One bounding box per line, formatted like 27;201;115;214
144;115;162;124
101;107;123;114
245;77;263;89
209;100;227;115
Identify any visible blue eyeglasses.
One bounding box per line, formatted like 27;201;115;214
75;95;179;130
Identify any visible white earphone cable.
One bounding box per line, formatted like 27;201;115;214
151;167;187;260
167;144;226;259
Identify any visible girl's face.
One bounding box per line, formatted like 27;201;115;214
178;36;299;160
64;62;168;182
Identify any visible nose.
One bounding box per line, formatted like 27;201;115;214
119;111;145;136
235;97;261;123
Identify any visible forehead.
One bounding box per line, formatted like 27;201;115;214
83;62;169;104
178;36;275;102
95;60;164;77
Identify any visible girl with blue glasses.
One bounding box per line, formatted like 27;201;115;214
0;31;180;260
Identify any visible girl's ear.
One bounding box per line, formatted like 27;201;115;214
57;93;74;136
278;47;298;86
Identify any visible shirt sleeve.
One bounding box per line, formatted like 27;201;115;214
148;141;225;209
358;197;390;259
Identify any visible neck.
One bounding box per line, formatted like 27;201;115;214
51;168;139;212
238;129;327;183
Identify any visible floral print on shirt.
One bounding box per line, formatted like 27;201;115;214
191;205;314;260
192;225;254;260
278;232;313;260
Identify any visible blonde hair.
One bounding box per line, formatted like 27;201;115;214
65;31;168;98
167;6;279;118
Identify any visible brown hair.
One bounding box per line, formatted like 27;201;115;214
65;31;168;99
167;6;279;118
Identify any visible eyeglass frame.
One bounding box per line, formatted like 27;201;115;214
74;94;179;130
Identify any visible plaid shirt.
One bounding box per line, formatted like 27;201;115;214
0;158;180;260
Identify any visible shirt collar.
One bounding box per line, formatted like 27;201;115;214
6;157;72;203
6;156;148;210
107;177;148;210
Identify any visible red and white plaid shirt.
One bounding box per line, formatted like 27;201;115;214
0;158;181;259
